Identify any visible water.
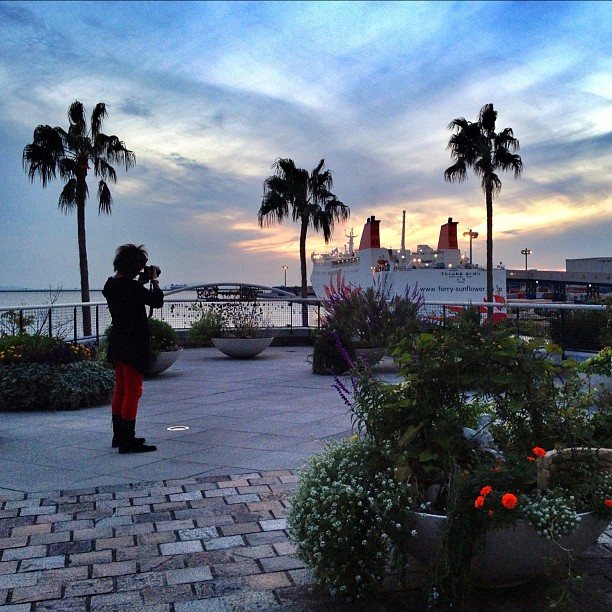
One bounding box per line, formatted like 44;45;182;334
0;289;318;339
0;290;106;309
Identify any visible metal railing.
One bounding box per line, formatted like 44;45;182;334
0;299;608;353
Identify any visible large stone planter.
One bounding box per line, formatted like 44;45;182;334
408;510;610;587
148;350;181;377
211;337;273;359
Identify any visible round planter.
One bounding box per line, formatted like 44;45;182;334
409;510;610;587
211;337;274;359
148;350;181;376
354;347;385;365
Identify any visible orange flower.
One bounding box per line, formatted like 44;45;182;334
532;447;546;457
605;500;612;507
527;456;536;461
501;493;518;509
474;496;486;508
480;486;492;496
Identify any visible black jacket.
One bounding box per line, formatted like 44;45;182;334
103;277;164;375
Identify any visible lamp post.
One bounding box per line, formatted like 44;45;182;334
521;248;532;271
462;229;479;265
282;265;288;287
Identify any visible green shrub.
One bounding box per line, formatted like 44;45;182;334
0;361;114;411
147;318;178;352
103;318;178;354
189;311;224;346
0;334;94;365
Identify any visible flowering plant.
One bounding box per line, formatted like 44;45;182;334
291;309;612;604
0;334;94;365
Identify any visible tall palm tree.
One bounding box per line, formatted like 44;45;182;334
259;158;350;326
444;103;523;316
23;101;136;336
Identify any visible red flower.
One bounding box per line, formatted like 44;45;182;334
492;466;502;472
527;456;536;461
605;500;612;507
474;496;486;508
532;447;547;457
501;493;518;509
488;510;495;517
480;486;492;496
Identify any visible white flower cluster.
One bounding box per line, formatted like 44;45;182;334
287;436;415;598
522;492;579;540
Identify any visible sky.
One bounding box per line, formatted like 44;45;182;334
0;0;610;290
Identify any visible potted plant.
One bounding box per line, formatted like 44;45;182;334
289;311;612;604
313;279;423;372
211;300;273;358
147;317;181;376
101;319;181;377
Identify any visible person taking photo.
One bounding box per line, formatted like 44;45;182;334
103;244;164;453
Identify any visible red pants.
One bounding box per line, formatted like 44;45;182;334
111;363;143;420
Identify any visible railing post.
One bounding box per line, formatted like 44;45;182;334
73;307;78;344
95;306;100;345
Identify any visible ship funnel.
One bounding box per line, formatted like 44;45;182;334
358;216;381;250
437;217;459;250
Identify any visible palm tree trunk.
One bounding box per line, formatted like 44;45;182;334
486;184;494;321
299;217;309;327
76;183;92;337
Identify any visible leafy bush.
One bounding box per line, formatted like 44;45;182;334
0;334;94;365
103;318;179;354
189;311;224;346
0;361;114;411
147;318;178;352
288;436;415;598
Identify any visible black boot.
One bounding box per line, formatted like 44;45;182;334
118;419;157;454
112;415;145;448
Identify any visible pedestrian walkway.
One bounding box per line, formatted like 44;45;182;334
1;347;610;610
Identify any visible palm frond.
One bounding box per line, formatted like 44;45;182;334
91;103;108;139
58;179;78;213
97;181;113;215
94;158;118;183
68;101;87;135
444;161;468;183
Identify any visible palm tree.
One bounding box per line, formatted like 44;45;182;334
23;101;136;336
444;103;523;317
259;158;350;326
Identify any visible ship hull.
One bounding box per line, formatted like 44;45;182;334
311;264;506;303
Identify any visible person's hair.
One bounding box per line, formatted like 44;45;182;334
113;244;148;276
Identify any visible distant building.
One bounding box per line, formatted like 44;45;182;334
566;258;612;274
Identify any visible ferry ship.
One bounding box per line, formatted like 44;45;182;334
310;213;506;303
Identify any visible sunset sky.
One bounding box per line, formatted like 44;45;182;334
0;1;610;290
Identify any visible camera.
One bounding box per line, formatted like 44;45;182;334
139;265;161;283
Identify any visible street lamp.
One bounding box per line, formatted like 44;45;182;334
282;265;288;287
462;229;479;265
521;248;532;271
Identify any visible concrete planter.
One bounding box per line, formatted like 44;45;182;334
211;337;274;359
354;347;385;365
148;350;181;376
409;510;609;587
